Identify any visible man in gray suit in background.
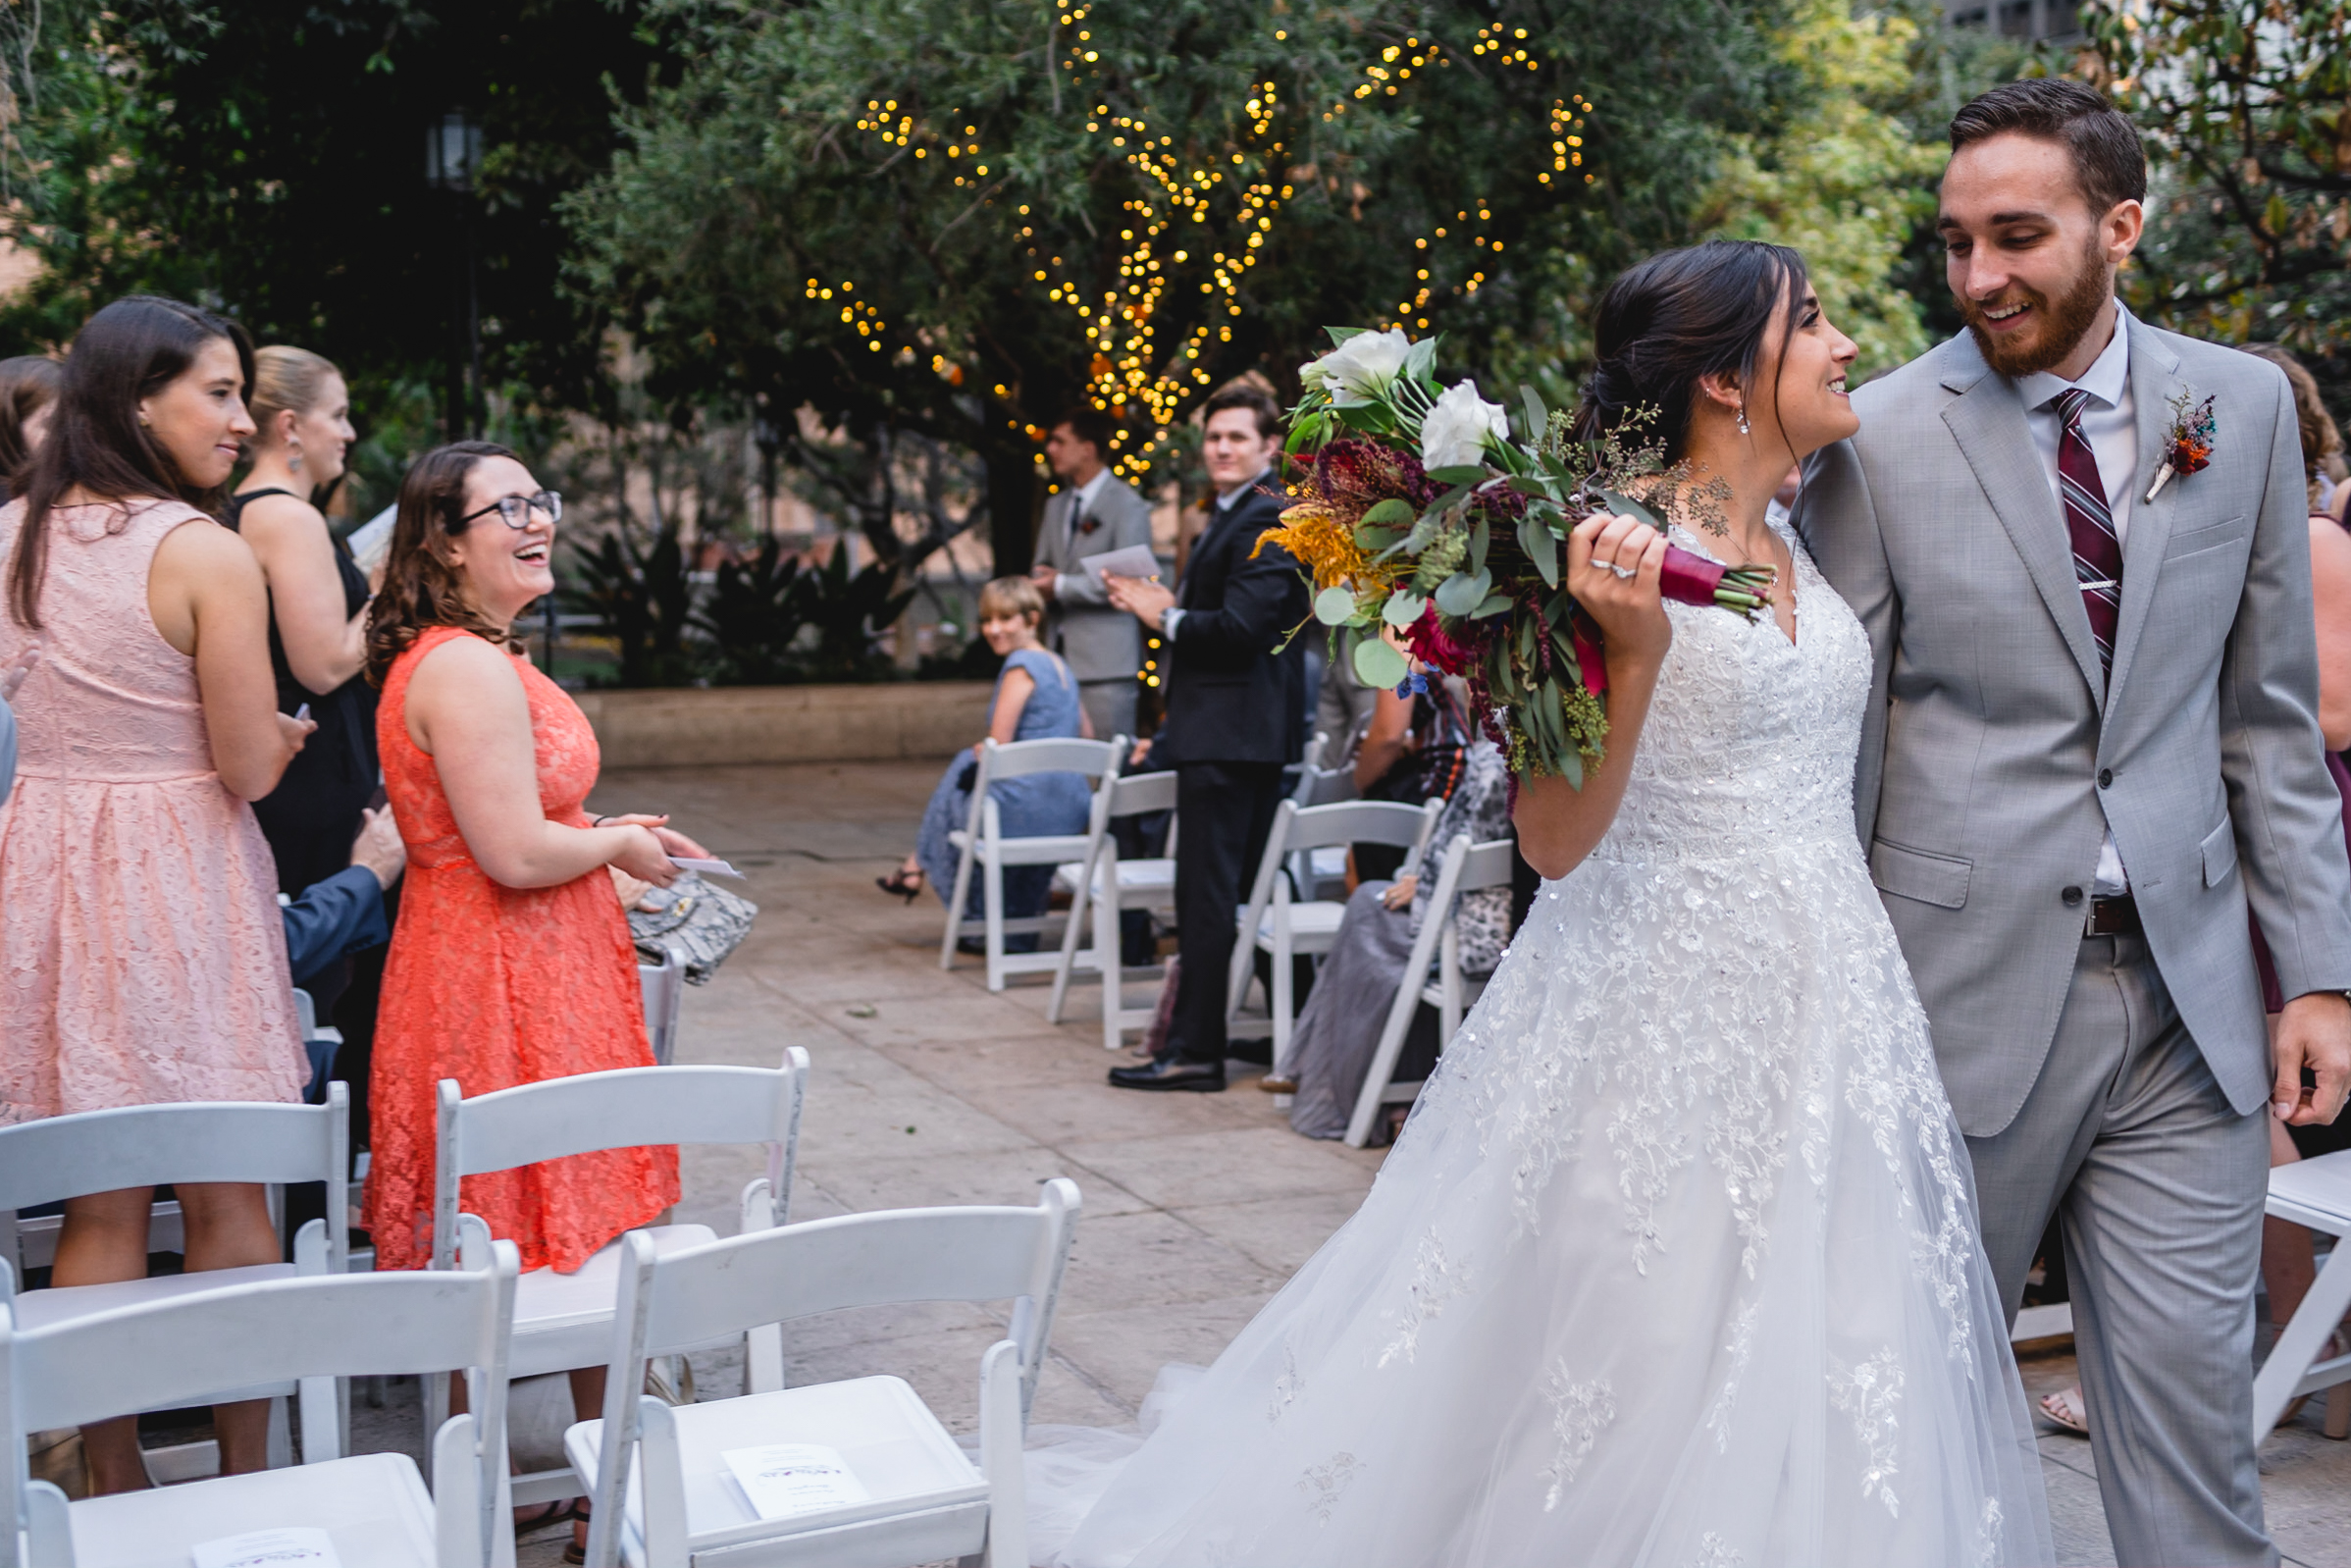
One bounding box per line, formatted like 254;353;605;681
1032;406;1155;742
1800;80;2351;1565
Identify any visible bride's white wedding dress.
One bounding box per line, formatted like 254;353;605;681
1032;523;2054;1567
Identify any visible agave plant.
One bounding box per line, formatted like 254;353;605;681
566;524;701;689
695;540;813;685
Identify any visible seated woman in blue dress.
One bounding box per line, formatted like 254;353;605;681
880;577;1094;937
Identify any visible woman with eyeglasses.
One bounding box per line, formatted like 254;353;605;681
363;443;699;1544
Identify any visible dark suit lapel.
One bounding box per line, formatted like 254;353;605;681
1940;346;2108;710
2104;320;2186;707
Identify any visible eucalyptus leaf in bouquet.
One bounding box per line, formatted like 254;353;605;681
1263;328;1775;787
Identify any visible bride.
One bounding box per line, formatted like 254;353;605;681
1029;239;2054;1567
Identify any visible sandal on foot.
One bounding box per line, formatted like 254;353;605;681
564;1503;592;1566
513;1500;570;1536
876;868;923;903
2039;1385;2089;1436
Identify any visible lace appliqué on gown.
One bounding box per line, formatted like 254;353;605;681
1039;526;2051;1568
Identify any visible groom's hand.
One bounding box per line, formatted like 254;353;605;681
2273;991;2351;1124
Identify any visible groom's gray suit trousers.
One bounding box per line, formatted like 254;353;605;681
1966;931;2273;1568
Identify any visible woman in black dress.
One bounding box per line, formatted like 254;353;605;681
226;345;373;896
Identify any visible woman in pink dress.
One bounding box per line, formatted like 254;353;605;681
0;295;315;1492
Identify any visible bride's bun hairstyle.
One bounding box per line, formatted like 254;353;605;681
1571;239;1809;463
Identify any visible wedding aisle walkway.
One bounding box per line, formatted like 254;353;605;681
542;759;2351;1567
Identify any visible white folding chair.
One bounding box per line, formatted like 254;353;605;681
1286;746;1360;903
1046;768;1180;1049
639;954;685;1067
565;1180;1081;1568
938;737;1123;991
1226;798;1443;1077
1343;835;1516;1147
0;1090;351;1474
429;1053;809;1506
1;1215;518;1568
2253;1151;2351;1438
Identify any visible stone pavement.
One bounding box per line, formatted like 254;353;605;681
487;757;2351;1565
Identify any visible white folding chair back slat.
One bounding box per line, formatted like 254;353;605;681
1344;836;1515;1146
1227;799;1444;1076
428;1053;808;1507
639;956;685;1067
1046;766;1180;1048
567;1180;1079;1568
2;1216;518;1568
940;736;1124;992
0;1088;352;1470
2255;1151;2351;1439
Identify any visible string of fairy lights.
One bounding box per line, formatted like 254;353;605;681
815;16;1592;482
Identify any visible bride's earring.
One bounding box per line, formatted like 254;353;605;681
1736;404;1751;437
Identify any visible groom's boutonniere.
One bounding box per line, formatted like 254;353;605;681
2144;388;2218;503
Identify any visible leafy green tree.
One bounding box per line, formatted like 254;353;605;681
0;0;669;422
565;0;1802;574
1701;0;1948;376
2080;0;2351;363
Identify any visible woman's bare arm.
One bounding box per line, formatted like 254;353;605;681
147;518;310;801
986;665;1037;748
1353;686;1414;792
405;634;672;889
1511;515;1673;880
237;493;367;695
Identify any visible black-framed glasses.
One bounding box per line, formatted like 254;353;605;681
456;490;562;530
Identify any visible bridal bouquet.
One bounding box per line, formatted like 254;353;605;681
1262;327;1776;785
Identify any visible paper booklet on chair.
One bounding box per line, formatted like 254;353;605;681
722;1443;873;1519
190;1528;341;1568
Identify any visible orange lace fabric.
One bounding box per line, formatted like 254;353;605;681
370;626;677;1273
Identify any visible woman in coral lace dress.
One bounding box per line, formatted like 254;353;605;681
0;295;315;1492
366;442;700;1544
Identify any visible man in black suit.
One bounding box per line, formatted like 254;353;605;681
1102;383;1307;1090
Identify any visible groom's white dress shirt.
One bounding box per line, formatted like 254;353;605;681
2016;304;2137;897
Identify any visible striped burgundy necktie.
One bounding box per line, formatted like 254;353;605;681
2053;387;2122;683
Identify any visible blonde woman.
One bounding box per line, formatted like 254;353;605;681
226;345;372;894
882;576;1092;929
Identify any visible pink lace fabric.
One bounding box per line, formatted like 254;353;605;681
0;497;306;1124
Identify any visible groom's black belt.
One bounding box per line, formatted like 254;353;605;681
2084;894;2142;937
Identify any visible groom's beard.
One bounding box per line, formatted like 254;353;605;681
1956;235;2113;378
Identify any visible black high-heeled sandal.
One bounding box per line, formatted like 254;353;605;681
876;867;923;903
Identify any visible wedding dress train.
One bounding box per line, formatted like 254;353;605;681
1031;524;2054;1567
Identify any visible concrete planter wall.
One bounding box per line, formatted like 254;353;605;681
575;681;994;769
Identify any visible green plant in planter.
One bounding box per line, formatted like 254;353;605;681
697;540;813;685
798;546;916;682
569;525;701;688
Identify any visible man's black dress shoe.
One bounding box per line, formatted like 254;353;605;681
1108;1057;1227;1092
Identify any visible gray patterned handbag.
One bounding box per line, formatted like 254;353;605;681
627;870;758;984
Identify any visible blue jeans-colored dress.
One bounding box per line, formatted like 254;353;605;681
915;648;1093;924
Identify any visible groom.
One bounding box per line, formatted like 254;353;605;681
1799;79;2351;1564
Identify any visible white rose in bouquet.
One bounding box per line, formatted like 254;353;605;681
1299;328;1412;399
1419;379;1508;470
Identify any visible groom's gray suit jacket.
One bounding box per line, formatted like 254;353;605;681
1797;318;2351;1137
